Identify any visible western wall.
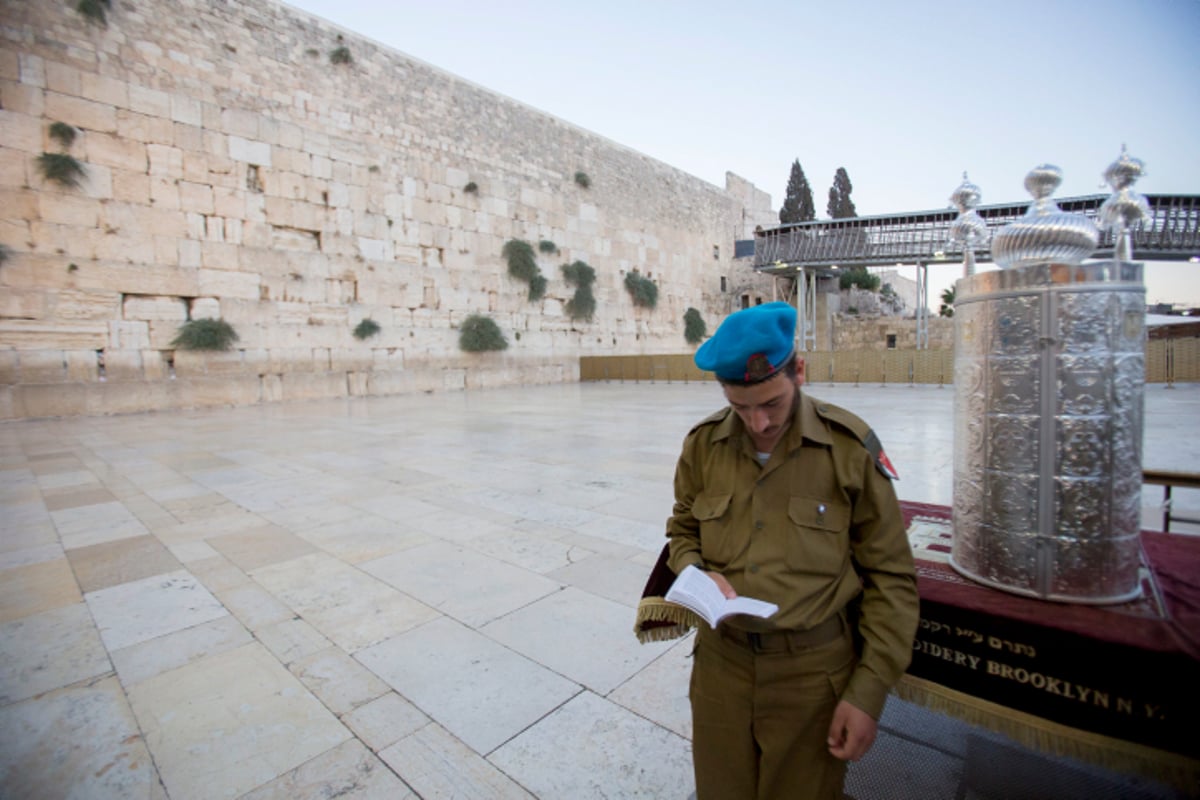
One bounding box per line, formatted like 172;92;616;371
0;0;780;419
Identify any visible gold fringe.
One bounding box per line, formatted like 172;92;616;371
894;675;1200;792
634;597;702;644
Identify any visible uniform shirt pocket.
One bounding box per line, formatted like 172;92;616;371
785;496;850;573
693;492;736;567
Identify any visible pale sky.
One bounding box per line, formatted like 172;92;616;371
284;0;1200;307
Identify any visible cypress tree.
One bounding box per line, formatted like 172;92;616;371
779;160;815;224
827;167;857;219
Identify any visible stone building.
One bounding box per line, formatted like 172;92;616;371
0;0;778;418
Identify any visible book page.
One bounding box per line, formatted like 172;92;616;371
665;565;779;627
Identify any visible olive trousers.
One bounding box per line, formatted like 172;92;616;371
689;622;856;800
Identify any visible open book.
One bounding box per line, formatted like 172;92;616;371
665;565;779;628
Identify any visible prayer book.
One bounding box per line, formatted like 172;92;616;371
665;565;779;628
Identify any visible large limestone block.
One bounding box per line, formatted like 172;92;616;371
88;380;172;416
227;136;271;166
176;375;261;408
123;295;188;322
39;193;101;227
16;350;65;383
53;289;120;320
347;371;369;396
148;320;183;350
65;350;99;381
267;347;316;373
102;350;143;381
0;187;39;221
191;297;221;319
116;109;175;147
129;85;171;118
281;371;347;402
0;321;106;350
330;348;372;372
13;383;88;418
44;93;117;133
198;268;259;299
0;350;16;384
174;348;245;377
75;262;199;297
0;110;42;153
85;132;148;173
0;288;47;319
142;349;169;380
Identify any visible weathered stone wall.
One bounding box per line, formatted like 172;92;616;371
830;314;955;351
0;0;775;418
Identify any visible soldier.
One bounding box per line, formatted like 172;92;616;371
667;301;919;800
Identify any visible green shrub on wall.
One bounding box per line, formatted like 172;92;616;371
37;153;87;188
562;260;597;322
459;315;508;352
330;46;352;65
502;239;547;302
76;0;110;26
48;122;77;148
624;270;658;309
684;307;707;344
574;171;591;189
171;318;240;351
353;319;381;340
839;265;880;291
538;240;558;254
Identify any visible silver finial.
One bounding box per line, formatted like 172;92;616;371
991;164;1099;269
1098;145;1150;262
947;172;989;277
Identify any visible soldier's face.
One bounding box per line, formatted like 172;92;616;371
723;369;801;454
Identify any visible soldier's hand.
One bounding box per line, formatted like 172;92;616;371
705;571;737;598
826;700;878;762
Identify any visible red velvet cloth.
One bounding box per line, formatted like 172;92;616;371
900;501;1200;758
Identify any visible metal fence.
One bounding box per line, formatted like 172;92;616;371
582;339;1199;386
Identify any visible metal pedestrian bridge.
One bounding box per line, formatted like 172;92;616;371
752;193;1200;350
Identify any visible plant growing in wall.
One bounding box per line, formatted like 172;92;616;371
838;266;880;291
684;307;707;344
463;181;478;194
330;46;353;65
574;171;591;189
49;122;77;148
624;269;658;309
353;319;381;340
939;287;956;318
538;240;558;254
0;244;10;267
171;318;240;351
562;260;597;323
459;314;508;352
37;153;87;188
76;0;111;26
502;239;547;302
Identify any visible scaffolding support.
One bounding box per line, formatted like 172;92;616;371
915;262;929;350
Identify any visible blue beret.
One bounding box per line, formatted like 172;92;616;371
694;302;797;383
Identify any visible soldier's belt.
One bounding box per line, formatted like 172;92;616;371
719;614;844;654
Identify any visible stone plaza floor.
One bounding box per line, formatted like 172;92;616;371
1;381;1197;799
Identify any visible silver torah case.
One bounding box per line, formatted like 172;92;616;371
949;163;1147;604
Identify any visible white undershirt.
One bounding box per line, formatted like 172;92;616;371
755;451;771;466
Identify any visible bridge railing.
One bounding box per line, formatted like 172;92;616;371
754;194;1200;270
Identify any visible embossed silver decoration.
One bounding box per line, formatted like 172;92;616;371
1098;145;1150;262
990;165;1100;269
950;258;1146;604
947;172;990;277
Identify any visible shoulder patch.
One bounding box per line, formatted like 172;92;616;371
814;403;900;480
689;406;732;434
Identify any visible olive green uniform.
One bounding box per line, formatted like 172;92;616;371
667;391;919;800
